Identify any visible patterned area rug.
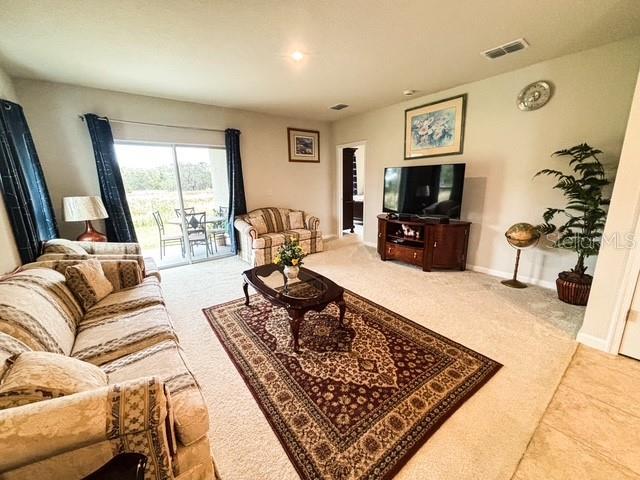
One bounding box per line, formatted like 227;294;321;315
204;291;502;480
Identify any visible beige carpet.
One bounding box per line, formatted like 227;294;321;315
161;237;582;480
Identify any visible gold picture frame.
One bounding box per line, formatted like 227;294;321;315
288;128;320;163
404;94;467;159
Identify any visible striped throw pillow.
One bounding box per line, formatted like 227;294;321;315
65;259;114;310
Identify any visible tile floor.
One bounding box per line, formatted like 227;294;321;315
513;345;640;479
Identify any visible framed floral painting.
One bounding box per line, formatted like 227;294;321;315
404;94;467;159
288;128;320;163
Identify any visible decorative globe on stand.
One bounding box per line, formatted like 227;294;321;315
502;223;541;288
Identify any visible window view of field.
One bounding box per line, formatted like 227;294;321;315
115;143;230;266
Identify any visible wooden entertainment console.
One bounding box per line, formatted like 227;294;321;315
377;214;471;271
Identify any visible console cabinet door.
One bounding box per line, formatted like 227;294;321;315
431;225;468;270
377;218;386;256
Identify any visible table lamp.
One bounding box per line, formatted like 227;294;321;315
63;196;109;242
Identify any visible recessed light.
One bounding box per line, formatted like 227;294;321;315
291;51;304;62
403;89;416;97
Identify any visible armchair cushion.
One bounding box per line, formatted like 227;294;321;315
284;229;322;247
289;211;304;229
252;232;287;249
65;259;114;310
251;229;321;250
0;351;107;409
248;215;268;235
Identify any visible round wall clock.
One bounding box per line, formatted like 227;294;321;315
517;81;553;111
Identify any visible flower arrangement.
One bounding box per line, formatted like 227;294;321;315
273;238;306;268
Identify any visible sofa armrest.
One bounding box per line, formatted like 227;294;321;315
234;218;258;240
23;259;143;291
304;214;320;231
0;377;173;477
76;241;142;256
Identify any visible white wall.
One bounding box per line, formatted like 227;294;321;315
13;79;334;240
0;66;22;274
331;37;640;287
580;66;640;350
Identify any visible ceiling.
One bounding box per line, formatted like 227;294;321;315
1;0;639;121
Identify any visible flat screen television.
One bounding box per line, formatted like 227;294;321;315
383;163;466;218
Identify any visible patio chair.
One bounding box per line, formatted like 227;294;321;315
184;211;212;257
174;207;195;217
153;211;185;260
209;206;229;253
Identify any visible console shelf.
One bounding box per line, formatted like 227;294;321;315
386;234;425;246
377;214;471;271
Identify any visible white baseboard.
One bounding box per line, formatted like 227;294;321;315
576;332;608;352
322;234;337;241
338;239;556;289
467;264;556;290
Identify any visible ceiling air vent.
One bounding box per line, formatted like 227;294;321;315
330;103;349;111
481;38;529;60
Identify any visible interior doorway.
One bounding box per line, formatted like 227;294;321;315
336;142;366;239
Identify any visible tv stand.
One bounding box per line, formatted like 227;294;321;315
377;214;470;271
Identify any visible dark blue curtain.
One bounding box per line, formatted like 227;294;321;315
84;114;137;243
225;128;247;254
0;99;58;263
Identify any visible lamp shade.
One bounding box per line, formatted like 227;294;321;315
63;196;109;222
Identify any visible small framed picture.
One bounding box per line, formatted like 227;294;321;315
288;128;320;162
404;94;467;159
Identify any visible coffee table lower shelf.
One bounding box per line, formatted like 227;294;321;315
242;266;347;353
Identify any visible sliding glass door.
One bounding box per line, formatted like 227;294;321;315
115;142;230;268
175;145;230;262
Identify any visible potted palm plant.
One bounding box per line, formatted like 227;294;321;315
534;143;611;305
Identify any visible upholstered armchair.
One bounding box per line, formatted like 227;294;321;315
234;207;323;266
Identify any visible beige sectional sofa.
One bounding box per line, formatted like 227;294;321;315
234;207;323;266
0;242;214;480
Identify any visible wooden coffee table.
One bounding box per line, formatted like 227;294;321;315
242;264;346;353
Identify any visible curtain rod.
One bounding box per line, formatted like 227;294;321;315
78;114;225;133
